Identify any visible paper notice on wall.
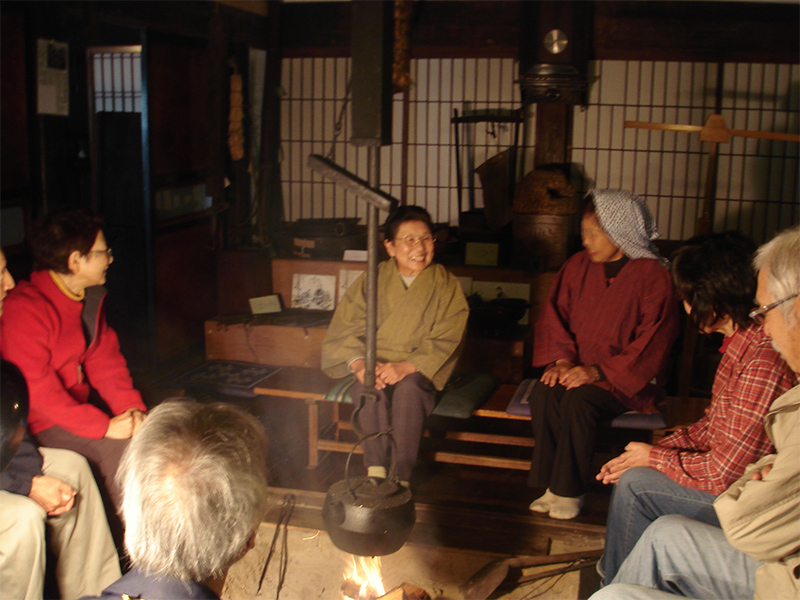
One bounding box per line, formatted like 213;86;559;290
37;39;69;116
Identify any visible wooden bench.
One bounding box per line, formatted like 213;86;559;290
250;367;532;469
251;366;698;472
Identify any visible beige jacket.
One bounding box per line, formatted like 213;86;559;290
714;383;800;600
321;260;468;391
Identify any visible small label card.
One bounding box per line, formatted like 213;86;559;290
249;295;283;314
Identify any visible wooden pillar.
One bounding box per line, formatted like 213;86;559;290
519;1;591;169
534;103;571;166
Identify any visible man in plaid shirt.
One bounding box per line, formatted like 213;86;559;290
595;232;799;585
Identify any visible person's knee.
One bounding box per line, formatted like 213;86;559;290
650;514;695;532
40;447;97;493
609;468;656;512
5;499;47;535
617;467;660;494
393;373;434;411
395;372;430;393
560;386;601;420
640;514;695;549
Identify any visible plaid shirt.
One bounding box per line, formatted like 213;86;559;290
650;325;799;495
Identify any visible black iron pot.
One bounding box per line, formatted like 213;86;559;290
322;434;415;556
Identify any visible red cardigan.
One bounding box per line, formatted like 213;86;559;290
1;270;146;439
534;251;681;413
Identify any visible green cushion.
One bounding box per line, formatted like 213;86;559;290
434;372;500;419
324;374;358;403
324;372;500;420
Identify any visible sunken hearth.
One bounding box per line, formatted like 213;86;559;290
222;488;605;600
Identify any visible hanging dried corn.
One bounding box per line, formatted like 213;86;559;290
228;72;245;161
393;0;413;94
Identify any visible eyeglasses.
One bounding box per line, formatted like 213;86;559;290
88;248;113;258
398;235;435;247
749;293;798;325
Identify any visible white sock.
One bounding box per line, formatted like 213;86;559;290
367;465;387;479
548;494;584;520
529;488;558;513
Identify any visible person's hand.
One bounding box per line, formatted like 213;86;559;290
349;359;367;385
596;442;653;485
750;463;773;481
541;360;575;387
370;362;389;390
28;476;76;516
376;361;416;387
105;411;135;439
560;365;598;389
131;408;147;435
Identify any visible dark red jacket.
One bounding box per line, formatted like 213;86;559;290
534;251;681;413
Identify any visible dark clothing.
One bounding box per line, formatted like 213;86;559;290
86;568;219;600
350;372;437;481
0;434;43;496
603;256;629;281
528;381;628;496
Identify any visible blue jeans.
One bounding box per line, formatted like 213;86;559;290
590;515;760;600
599;467;719;585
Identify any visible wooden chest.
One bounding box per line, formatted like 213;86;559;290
205;310;332;369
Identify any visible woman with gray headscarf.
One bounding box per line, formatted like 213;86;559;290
527;189;680;520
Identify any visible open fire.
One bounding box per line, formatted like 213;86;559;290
341;555;430;600
342;555;386;600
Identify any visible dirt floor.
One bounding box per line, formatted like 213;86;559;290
225;523;602;600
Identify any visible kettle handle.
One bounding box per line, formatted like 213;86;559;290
344;430;399;490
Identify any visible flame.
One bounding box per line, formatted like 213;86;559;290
342;554;386;600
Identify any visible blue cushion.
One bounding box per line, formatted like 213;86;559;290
505;378;537;417
609;411;666;430
503;378;667;430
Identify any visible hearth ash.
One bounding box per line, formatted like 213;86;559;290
341;555;430;600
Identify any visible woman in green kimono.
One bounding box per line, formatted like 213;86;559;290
321;206;469;484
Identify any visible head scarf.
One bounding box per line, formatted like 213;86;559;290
589;189;668;266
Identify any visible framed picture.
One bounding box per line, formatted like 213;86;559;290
291;274;336;310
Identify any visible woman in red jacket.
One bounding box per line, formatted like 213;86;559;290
1;209;146;510
527;190;681;520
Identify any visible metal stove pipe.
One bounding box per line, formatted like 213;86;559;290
306;153;397;426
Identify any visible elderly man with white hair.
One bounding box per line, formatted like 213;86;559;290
87;400;269;600
589;224;800;600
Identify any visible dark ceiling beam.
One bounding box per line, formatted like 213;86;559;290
45;1;270;49
281;1;799;64
594;1;800;63
281;1;521;59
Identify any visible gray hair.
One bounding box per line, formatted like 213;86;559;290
754;225;800;324
117;400;269;582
